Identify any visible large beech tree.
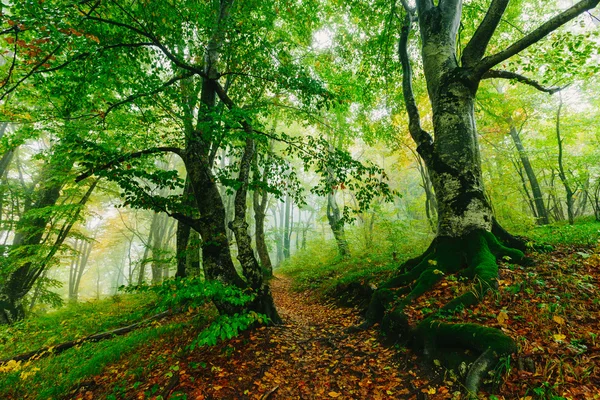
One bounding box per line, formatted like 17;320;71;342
358;0;600;395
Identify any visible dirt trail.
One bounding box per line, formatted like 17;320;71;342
179;276;429;399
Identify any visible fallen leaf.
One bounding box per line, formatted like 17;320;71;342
328;391;341;398
552;315;565;325
497;311;509;325
553;334;566;342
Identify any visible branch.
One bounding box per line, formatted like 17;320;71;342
0;30;19;92
83;14;206;77
461;0;509;67
476;0;600;74
398;14;433;161
0;45;62;102
75;147;182;182
102;71;195;117
481;69;564;94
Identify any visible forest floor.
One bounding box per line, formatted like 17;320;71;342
2;224;599;400
81;242;600;400
84;276;438;400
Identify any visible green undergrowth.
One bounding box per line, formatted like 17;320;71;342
278;233;431;303
520;217;600;247
0;320;197;400
0;291;197;400
0;275;268;399
0;292;159;359
280;218;600;307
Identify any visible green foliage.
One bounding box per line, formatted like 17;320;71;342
192;311;266;348
123;276;266;349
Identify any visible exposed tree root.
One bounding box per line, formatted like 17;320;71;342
360;229;528;396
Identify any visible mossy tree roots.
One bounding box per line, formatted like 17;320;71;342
366;229;526;396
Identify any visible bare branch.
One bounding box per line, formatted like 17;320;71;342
0;30;19;92
482;69;565;94
75;147;182;182
476;0;600;75
398;14;433;161
461;0;510;67
399;0;416;14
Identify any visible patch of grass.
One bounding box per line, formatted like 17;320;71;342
278;232;431;299
0;291;201;400
0;292;159;359
524;217;600;247
0;321;191;400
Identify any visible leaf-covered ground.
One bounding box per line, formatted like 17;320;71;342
6;234;599;399
82;276;445;399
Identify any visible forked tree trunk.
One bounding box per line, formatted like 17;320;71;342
229;138;280;323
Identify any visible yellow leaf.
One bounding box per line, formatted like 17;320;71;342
552;315;565;325
497;311;509;325
428;387;437;394
213;386;223;391
553;334;566;342
328;392;341;398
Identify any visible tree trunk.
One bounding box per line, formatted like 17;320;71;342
283;194;293;259
0;155;94;324
69;238;93;303
138;212;158;286
252;144;273;276
228;138;280;323
556;96;575;225
508;125;549;225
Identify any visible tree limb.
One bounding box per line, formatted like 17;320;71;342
34;43;154;74
461;0;509;67
398;14;433;161
75;147;182;182
0;45;62;102
481;69;564;94
82;14;206;77
475;0;600;75
102;71;196;118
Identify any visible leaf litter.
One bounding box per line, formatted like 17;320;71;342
75;243;599;399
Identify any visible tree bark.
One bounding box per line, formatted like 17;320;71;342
283;194;293;259
252;142;274;276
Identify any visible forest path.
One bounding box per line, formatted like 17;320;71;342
178;275;430;399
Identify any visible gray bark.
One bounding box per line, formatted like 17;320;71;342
252;142;274;276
